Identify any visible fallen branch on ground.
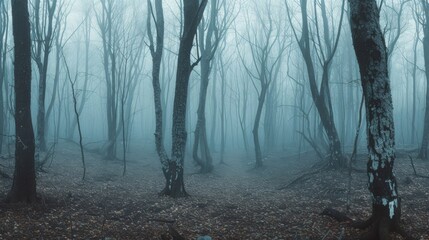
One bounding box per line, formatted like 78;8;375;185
277;162;329;190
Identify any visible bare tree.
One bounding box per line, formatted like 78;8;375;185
0;0;9;155
96;0;122;160
418;0;429;160
147;0;169;177
349;0;410;238
62;53;86;180
410;2;421;145
31;0;59;152
7;0;37;203
68;4;92;139
193;0;231;173
287;0;346;168
238;1;286;167
163;0;208;197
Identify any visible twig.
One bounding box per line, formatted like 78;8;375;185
277;163;328;190
409;155;429;178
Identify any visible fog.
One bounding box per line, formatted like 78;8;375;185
0;0;428;239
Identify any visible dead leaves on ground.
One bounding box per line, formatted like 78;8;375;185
0;145;428;239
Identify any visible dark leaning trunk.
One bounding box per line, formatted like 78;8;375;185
349;1;407;238
253;87;267;168
193;57;213;173
324;116;343;168
7;0;37;203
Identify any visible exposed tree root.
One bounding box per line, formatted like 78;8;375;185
321;208;352;222
322;207;416;240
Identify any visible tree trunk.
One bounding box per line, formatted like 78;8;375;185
33;0;57;152
293;0;345;168
147;0;169;179
349;1;404;238
193;57;213;173
419;5;429;159
162;0;208;197
253;86;267;168
219;58;226;163
210;68;217;150
0;0;7;154
7;0;37;203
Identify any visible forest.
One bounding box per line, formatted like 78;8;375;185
0;0;428;239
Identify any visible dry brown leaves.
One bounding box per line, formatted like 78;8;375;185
0;143;428;239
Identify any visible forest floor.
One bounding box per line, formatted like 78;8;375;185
0;141;428;240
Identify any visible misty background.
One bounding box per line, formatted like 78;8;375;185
0;0;422;164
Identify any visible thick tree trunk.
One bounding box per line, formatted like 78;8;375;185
7;0;37;203
163;0;208;197
349;1;405;238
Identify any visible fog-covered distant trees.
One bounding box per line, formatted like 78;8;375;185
31;0;60;152
0;1;8;156
287;0;346;168
239;0;287;168
96;0;144;160
419;0;429;160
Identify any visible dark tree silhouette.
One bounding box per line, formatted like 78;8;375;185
7;0;37;203
349;0;411;238
31;0;58;152
163;0;208;197
147;0;169;181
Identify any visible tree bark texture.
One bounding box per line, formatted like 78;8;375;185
349;1;404;238
164;0;207;197
33;0;57;152
147;0;170;179
7;0;37;203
